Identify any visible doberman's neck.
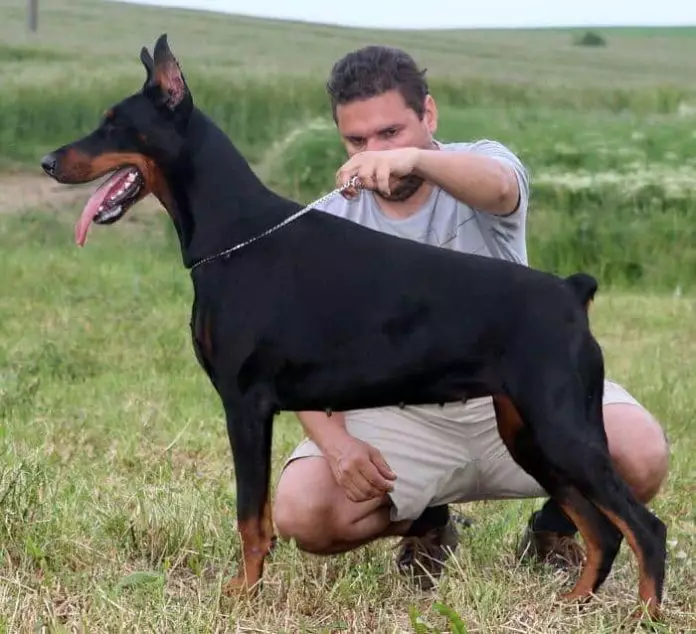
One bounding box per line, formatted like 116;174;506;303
159;108;301;269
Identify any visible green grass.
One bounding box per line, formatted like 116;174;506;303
0;210;694;632
1;0;696;165
0;0;695;631
2;1;696;289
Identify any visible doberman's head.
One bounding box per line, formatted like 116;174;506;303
41;34;193;246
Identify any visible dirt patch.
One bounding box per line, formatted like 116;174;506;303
0;171;81;213
0;170;161;215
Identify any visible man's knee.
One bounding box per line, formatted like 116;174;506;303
273;457;338;554
604;402;669;502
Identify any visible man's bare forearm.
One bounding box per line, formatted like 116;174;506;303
412;148;520;215
296;410;351;459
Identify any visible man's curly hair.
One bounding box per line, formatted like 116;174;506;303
326;45;429;121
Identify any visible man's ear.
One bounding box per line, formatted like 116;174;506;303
142;33;192;115
423;94;438;135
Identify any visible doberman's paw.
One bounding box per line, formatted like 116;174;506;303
222;574;259;597
559;588;594;604
631;600;663;629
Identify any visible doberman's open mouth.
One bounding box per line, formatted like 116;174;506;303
76;166;144;246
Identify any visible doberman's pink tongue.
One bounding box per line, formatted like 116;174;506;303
74;169;130;246
75;187;108;247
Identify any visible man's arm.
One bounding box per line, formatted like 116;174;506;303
335;143;526;217
296;411;396;502
412;148;520;216
296;410;350;460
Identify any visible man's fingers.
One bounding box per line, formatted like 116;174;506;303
353;470;385;500
339;464;389;501
337;172;365;199
359;458;395;494
336;159;384;197
344;175;363;192
375;163;391;197
341;186;358;200
344;481;368;503
336;460;375;501
333;441;396;502
356;166;377;190
336;166;355;192
342;474;377;503
371;449;397;482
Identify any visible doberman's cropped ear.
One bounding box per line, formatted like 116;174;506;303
140;46;155;86
143;33;192;114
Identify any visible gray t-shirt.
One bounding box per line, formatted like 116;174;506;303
315;139;530;265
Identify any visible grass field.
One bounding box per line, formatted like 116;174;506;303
1;211;694;632
1;0;695;632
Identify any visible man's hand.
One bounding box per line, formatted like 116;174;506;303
325;435;397;503
336;148;420;199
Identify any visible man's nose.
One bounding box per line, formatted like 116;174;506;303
365;138;388;152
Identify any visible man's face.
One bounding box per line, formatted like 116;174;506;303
335;89;437;201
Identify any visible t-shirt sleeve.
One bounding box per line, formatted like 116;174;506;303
441;139;530;264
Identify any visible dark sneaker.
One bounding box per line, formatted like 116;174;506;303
396;519;460;590
517;520;586;570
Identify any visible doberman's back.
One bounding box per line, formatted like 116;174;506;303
193;205;588;412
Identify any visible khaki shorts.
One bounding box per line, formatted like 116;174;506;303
282;380;645;522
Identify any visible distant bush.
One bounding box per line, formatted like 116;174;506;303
575;31;607;47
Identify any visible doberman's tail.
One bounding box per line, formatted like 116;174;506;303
565;272;598;311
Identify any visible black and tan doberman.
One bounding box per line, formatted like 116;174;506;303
40;34;667;621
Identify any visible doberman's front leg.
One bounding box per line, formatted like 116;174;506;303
221;391;275;596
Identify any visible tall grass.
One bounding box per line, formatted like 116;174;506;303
0;75;329;164
2;72;693;163
3;72;696;290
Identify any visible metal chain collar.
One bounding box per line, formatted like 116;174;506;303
189;176;362;271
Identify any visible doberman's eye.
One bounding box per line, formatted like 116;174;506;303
100;114;137;142
99;115;118;133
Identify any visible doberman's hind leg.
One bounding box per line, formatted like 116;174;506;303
492;395;623;604
552;446;665;620
555;488;623;602
558;447;666;620
499;387;667;621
